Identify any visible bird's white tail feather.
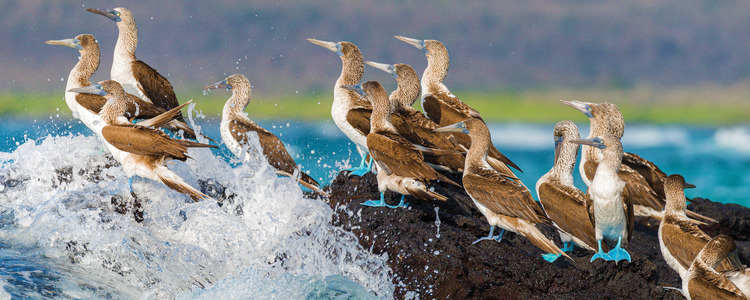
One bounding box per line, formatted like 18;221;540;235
154;166;209;202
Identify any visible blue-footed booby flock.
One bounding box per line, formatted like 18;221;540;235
36;7;746;296
86;7;198;140
68;80;216;201
436;118;569;262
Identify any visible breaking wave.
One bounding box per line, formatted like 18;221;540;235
0;130;393;298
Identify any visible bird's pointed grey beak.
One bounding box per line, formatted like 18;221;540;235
365;61;398;79
561;99;594;118
44;38;82;50
68;84;107;96
203;80;231;92
434;122;469;134
727;251;744;272
684;183;696;189
553;136;562;166
395;35;428;54
571;137;605;149
86;8;122;22
340;83;365;95
307;38;343;56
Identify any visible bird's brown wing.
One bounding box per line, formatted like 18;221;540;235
661;217;713;271
421;94;473;126
538;181;597;249
131;60;182;119
345;107;372;136
102;124;188;160
583;159;598;183
392;113;429;146
125;93;166;119
622;152;668;197
463;169;547;224
688;269;747;300
229;119;319;188
367;131;438;181
619;164;664;211
76;93;106;114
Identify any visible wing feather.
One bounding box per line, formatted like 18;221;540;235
463;169;547;224
538;181;597;249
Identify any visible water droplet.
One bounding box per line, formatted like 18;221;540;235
202;90;207;96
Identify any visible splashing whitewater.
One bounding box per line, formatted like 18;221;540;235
0;121;394;298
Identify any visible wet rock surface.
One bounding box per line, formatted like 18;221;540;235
327;171;750;299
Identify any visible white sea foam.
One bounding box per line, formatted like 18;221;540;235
0;132;393;298
487;123;552;150
621;125;689;149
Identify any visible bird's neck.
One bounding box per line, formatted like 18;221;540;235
224;88;251;120
370;100;396;133
664;192;688;218
113;21;138;74
67;49;99;89
100;94;128;125
421;56;448;94
550;143;578;186
465;134;490;171
337;53;364;86
391;79;420;108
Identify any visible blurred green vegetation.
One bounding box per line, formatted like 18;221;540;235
1;87;749;125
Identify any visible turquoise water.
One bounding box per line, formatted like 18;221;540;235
3;116;749;206
1;114;749;298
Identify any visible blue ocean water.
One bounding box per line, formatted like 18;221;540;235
1;113;749;298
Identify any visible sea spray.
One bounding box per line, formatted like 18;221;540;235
0;130;394;298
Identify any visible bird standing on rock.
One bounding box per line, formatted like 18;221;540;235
307;38;373;176
561;100;715;224
536;121;597;260
571;134;633;262
204;74;326;196
436;118;569;262
342;81;458;208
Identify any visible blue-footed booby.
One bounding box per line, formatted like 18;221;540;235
659;174;743;279
684;235;748;300
342;81;458;208
561;100;715;224
45;34;192;135
536;121;597;261
69;80;216;201
436;118;569;262
571;134;633;262
86;7;198;140
204;74;325;196
394;35;522;181
307;38;372;176
365;61;466;172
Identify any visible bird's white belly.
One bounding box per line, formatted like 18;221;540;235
332;90;368;155
112;68;148;102
590;174;626;241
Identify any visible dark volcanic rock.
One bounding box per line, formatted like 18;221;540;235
327;171;750;299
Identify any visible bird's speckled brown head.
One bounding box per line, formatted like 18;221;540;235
553;120;580;166
696;235;738;269
76;34;99;52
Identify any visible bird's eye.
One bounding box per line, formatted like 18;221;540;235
116;12;121;16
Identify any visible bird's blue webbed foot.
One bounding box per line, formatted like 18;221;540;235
561;242;574;253
590;239;612;262
542;253;562;262
362;193;409;208
472;226;504;244
348;155;372;176
607;236;631;263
